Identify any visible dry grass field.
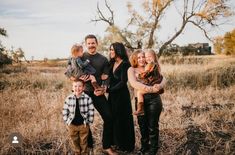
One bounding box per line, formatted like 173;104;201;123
0;55;234;155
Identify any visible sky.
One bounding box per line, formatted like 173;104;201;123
0;0;235;60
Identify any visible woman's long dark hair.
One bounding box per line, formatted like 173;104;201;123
110;42;129;61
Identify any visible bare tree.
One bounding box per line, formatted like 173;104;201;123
158;0;232;56
91;0;137;49
91;0;233;57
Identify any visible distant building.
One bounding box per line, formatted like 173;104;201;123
188;43;211;55
163;43;212;56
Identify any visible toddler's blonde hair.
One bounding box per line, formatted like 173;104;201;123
71;43;83;57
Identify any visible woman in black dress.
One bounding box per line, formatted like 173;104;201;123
107;42;135;152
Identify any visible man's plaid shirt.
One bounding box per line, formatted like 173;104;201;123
62;92;94;125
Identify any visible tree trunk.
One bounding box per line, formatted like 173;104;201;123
158;17;188;57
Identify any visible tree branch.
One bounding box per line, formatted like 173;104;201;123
158;12;194;57
104;0;114;24
188;20;212;41
91;1;114;26
147;0;172;48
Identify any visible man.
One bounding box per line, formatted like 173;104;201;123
80;34;117;155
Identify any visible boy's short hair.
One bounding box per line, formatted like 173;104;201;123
73;79;85;86
71;43;83;57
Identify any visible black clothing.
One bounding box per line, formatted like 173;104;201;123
83;51;112;150
136;93;163;155
71;98;85;125
108;61;135;152
85;91;113;149
83;52;109;92
76;57;96;75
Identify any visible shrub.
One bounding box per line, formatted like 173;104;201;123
0;52;12;67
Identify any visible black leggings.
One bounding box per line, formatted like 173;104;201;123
136;93;163;154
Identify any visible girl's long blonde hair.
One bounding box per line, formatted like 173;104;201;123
144;49;161;73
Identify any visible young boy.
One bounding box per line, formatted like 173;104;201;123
133;50;164;115
62;79;94;155
65;43;104;91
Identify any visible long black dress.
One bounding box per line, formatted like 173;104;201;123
108;60;135;152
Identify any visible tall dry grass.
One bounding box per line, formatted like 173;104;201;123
161;55;235;89
0;66;70;154
0;55;234;155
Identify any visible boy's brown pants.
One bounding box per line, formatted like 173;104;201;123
67;124;89;155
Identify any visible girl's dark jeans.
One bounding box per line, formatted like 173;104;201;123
136;93;163;154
